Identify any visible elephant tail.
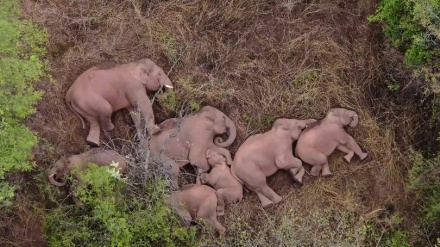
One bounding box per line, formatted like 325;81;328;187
65;89;86;129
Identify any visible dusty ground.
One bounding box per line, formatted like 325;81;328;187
8;0;425;245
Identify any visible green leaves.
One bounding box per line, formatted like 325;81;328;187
0;0;48;206
368;0;439;66
44;165;196;247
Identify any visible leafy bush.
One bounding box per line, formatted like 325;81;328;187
368;0;439;66
406;149;440;243
0;0;48;205
44;164;196;247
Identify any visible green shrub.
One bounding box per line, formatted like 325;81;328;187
44;164;196;247
408;150;440;224
368;0;439;66
0;0;48;206
406;149;440;243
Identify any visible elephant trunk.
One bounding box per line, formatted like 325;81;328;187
48;167;67;187
348;111;359;128
213;148;233;166
214;115;237;148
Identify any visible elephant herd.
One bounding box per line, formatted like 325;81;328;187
47;58;369;235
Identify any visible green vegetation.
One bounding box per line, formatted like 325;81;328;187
369;0;439;66
0;0;48;206
44;164;196;247
407;150;440;235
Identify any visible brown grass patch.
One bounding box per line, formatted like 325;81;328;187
16;0;422;245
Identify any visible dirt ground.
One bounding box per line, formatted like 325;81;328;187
9;0;426;245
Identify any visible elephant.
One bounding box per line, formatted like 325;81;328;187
294;107;368;179
167;184;226;235
65;58;174;146
200;148;243;215
231;118;317;207
150;106;237;189
48;148;127;205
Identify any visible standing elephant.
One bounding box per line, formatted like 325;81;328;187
231;118;316;208
200;148;243;215
150;106;237;189
167;184;226;235
295;107;368;180
48;148;127;187
65;58;174;146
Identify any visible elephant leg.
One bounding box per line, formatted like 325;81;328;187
162;156;181;190
290;166;305;185
207;215;226;235
176;207;193;227
321;161;333;177
137;98;160;135
345;134;368;160
310;164;323;177
276;154;304;184
128;106;141;130
99;113;114;132
215;189;227;216
336;144;354;163
256;191;274;208
257;185;282;207
85;117;101;146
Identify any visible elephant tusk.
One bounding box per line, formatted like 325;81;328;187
164;85;174;89
49;173;55;178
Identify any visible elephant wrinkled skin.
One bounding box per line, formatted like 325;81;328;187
150;106;237;189
65;58;174;146
167;184;226;235
295;107;368;179
231;118;316;207
200;148;243;215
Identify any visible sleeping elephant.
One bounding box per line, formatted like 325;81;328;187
48;148;127;205
65;58;174;146
200;148;243;215
295;107;368;180
231;118;317;207
48;148;127;187
150;106;237;189
167;184;226;235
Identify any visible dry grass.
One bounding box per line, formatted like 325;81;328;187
14;0;424;245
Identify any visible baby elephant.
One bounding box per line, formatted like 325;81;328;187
200;148;243;216
48;148;127;187
167;184;226;235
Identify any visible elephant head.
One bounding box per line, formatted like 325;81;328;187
206;148;233;166
326;108;359;128
48;157;69;187
272;118;317;140
135;58;174;92
211;110;237;148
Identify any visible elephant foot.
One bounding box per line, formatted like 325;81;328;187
359;152;368;161
261;200;274;208
103;123;115;132
310;169;321;177
292;175;303;186
321;172;334;178
86;137;100;147
343;154;353;163
148;125;161;135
